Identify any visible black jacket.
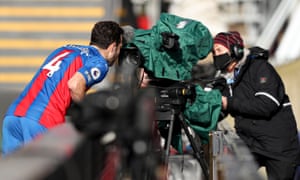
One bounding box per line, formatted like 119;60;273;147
226;47;299;162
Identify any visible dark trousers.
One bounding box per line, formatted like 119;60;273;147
253;153;297;180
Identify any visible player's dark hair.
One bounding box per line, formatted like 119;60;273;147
90;21;124;49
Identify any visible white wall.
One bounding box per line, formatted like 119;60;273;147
168;0;228;36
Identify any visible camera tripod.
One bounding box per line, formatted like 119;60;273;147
156;106;209;180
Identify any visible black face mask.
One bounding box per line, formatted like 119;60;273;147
213;53;233;71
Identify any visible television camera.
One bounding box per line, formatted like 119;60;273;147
117;45;210;179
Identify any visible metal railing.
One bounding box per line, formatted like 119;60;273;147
0;123;104;180
209;121;263;180
0;120;264;180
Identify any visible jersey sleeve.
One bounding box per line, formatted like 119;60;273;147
78;56;109;88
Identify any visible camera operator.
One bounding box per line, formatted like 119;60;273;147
212;31;300;180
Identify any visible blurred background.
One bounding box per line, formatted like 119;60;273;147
0;0;299;144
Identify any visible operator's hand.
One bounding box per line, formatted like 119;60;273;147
221;96;228;110
139;68;151;88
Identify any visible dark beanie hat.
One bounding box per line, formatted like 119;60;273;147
213;31;244;49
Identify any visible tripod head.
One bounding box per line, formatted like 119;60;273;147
148;79;196;114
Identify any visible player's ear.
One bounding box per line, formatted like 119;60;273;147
107;42;116;60
108;42;117;51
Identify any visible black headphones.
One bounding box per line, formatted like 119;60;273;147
222;32;244;61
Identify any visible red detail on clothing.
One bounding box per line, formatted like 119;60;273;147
14;69;50;117
39;55;83;128
260;77;267;84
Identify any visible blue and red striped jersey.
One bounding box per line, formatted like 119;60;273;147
6;45;109;128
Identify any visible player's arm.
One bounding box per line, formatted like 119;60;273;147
68;72;87;102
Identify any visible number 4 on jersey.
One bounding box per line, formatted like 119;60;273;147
43;52;70;77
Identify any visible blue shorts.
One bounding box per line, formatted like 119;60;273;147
2;115;47;156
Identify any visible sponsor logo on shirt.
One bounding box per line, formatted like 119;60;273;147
260;77;267;84
84;71;91;82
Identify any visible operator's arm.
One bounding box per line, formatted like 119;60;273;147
68;72;87;102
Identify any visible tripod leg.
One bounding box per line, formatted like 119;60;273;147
178;114;209;180
163;115;175;164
